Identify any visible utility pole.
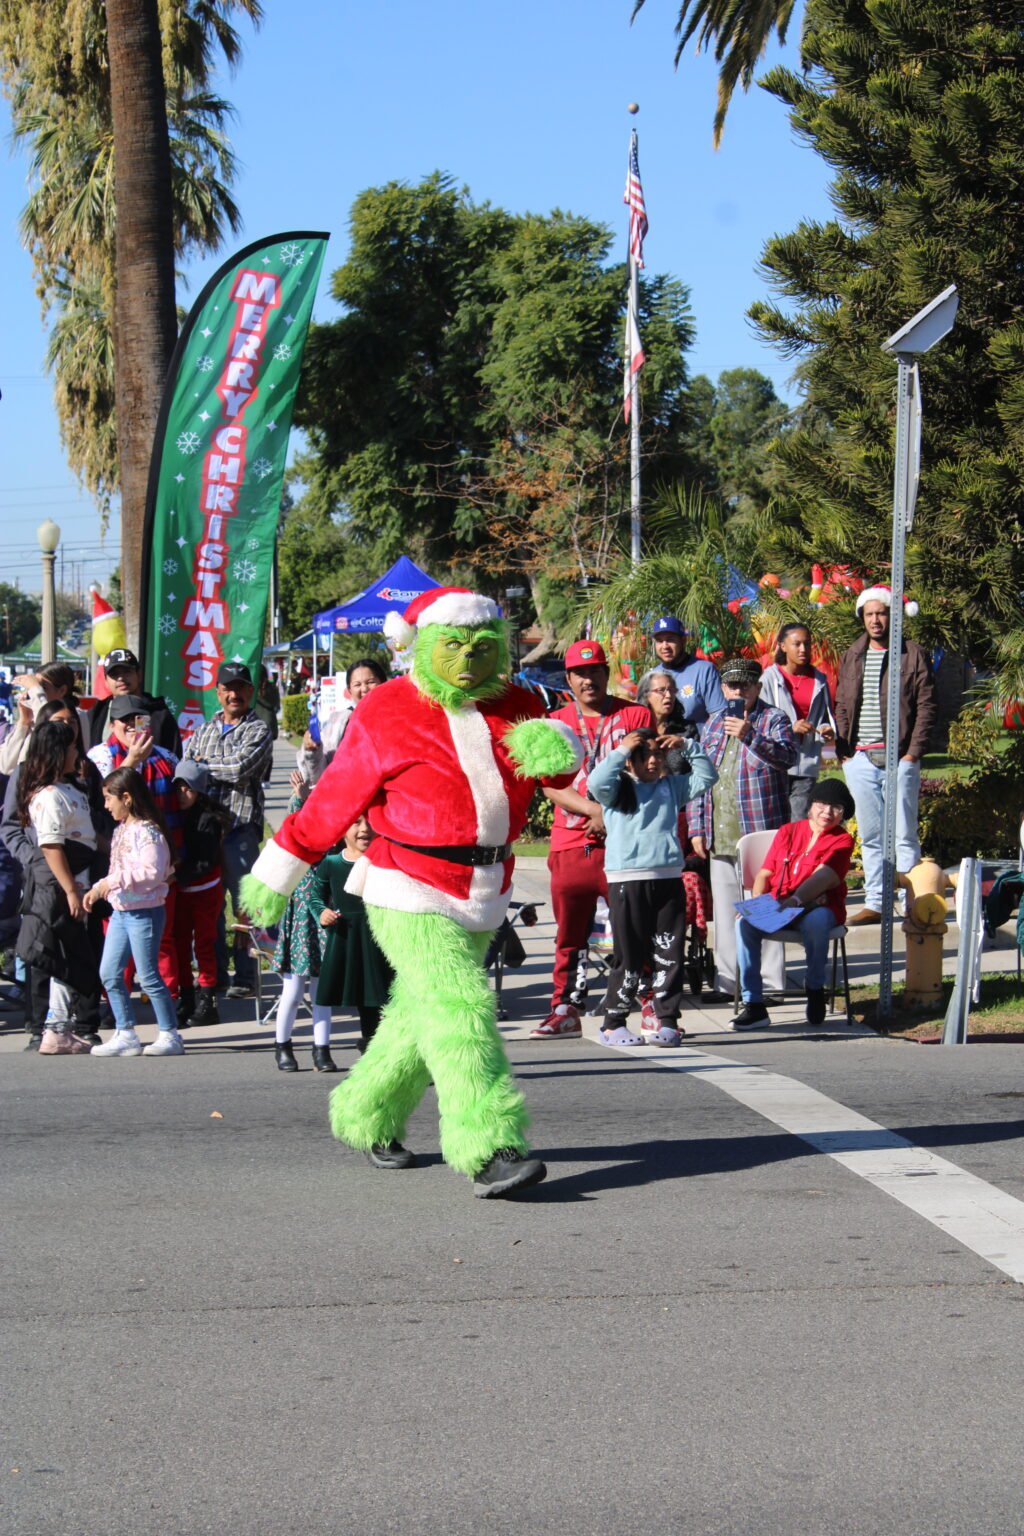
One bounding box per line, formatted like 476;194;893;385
876;284;959;1019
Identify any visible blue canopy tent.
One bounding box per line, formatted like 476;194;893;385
312;556;437;676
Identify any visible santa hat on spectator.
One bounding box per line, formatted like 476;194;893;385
855;584;919;618
383;587;500;651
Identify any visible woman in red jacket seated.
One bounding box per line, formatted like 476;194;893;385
730;776;855;1032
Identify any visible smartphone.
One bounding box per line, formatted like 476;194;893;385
725;699;746;719
134;714;151;736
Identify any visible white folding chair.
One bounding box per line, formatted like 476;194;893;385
734;829;853;1026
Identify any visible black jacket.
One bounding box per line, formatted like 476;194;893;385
16;841;101;989
85;693;182;756
177;803;226;887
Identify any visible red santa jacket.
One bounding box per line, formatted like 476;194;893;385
261;675;580;932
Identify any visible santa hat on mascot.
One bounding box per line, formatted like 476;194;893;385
89;584;128;699
383;587;501;650
855;584;919;618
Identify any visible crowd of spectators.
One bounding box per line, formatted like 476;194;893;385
0;595;934;1053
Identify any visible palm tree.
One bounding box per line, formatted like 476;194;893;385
105;0;178;649
631;0;798;145
0;0;260;642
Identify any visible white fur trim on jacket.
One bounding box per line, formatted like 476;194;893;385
250;837;313;900
416;592;499;629
344;855;512;933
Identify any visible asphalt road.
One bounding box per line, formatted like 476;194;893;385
3;736;1023;1534
4;1013;1024;1536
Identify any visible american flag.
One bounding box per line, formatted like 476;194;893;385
624;136;648;269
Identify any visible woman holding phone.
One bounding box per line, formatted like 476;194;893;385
687;658;798;998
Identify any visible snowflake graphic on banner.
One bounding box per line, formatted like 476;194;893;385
159;614;177;636
195;355;215;373
273;343;292;362
162;558;178;576
279;243;304;268
252;457;273;480
246;537;261;551
233;558;258;584
176;430;201;455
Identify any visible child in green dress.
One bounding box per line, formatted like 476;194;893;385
311;816;394;1053
271;778;341;1073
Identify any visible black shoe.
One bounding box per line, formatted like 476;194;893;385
23;1032;42;1052
274;1041;298;1072
366;1139;417;1170
805;987;827;1026
472;1147;547;1198
189;988;220;1027
78;1032;103;1049
225;983;254;1000
312;1045;339;1073
728;1003;770;1031
176;990;195;1028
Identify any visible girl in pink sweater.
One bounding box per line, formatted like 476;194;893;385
85;767;185;1057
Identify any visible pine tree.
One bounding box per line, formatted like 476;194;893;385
750;0;1024;662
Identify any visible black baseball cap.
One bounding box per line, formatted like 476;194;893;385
109;694;150;722
103;648;140;672
216;662;253;687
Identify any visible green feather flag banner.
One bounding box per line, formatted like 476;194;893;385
141;230;329;736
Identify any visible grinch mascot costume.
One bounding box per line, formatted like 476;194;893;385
241;587;582;1197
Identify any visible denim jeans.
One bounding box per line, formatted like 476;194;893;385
100;907;179;1034
215;823;262;987
843;751;921;911
736;906;836;1003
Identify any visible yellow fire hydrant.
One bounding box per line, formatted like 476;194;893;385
897;859;949;1007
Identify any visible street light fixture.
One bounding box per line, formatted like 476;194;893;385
876;285;959;1021
37;518;61;666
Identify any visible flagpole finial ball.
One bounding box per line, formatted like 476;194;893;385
628;102;639;114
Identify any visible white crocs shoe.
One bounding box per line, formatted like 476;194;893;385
91;1030;143;1057
143;1030;185;1056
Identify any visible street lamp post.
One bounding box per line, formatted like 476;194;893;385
37;519;61;666
876;285;959;1020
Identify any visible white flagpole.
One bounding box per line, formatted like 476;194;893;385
626;112;643;565
629;253;641;566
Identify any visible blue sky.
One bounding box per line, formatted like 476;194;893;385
0;0;833;599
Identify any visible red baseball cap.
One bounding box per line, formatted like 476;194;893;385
564;640;608;670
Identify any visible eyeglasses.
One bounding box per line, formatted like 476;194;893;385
647;686;675;696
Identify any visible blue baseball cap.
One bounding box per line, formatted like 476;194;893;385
653;616;684;636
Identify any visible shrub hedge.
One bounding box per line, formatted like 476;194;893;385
281;694;310;738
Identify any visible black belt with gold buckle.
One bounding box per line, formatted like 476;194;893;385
385;837;512;867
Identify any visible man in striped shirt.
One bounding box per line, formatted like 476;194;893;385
834;588;937;924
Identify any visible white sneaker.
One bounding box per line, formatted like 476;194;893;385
91;1030;143;1057
143;1030;185;1056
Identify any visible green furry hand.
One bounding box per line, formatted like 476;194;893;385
505;717;579;780
239;873;290;926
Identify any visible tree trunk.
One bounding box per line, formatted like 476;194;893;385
519;573;560;664
106;0;178;652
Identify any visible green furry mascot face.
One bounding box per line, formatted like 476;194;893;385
411;621;511;711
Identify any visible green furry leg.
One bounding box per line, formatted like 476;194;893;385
328;908;530;1177
328;980;433;1153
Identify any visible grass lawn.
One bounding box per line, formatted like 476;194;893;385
514;841;551;859
851;972;1024;1040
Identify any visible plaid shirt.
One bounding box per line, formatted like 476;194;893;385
688;702;797;848
184;710;272;831
87;739;183;851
